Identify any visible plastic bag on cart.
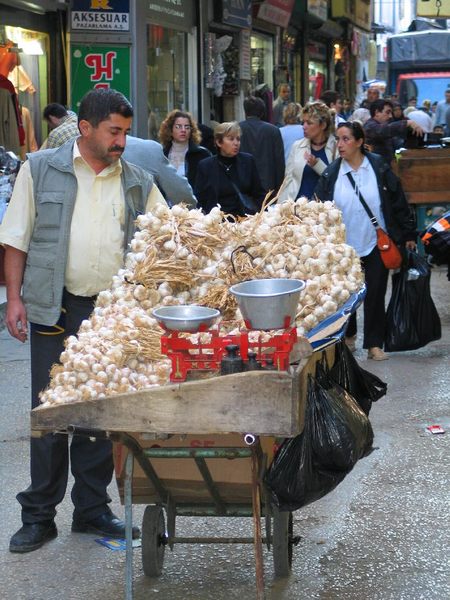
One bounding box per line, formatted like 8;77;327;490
327;341;387;415
265;375;373;511
385;251;441;352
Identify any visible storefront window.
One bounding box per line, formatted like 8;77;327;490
308;61;327;100
4;26;49;150
147;24;189;140
250;33;274;92
307;41;328;101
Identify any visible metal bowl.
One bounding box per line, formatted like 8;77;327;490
152;305;221;332
229;278;306;330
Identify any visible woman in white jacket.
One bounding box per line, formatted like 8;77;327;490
278;102;337;202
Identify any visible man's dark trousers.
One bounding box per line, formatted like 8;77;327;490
17;291;114;524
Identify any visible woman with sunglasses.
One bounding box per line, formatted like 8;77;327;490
314;121;417;360
278;101;337;202
159;110;211;191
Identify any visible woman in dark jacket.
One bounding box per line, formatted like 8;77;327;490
315;121;417;360
159;110;211;190
194;121;267;218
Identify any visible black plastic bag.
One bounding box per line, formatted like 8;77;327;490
328;342;387;415
265;375;373;511
385;251;441;352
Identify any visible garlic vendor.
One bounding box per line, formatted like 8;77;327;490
0;88;165;553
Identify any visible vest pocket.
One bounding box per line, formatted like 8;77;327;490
23;254;55;308
34;192;64;242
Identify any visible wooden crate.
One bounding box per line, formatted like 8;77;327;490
393;146;450;204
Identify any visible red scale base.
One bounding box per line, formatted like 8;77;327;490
160;327;298;382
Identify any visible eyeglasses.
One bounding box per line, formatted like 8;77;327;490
174;124;191;130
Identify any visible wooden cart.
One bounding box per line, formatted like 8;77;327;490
31;339;332;600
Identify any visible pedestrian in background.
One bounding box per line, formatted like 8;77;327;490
364;99;423;166
342;98;354;119
278;101;336;202
159;110;210;191
279;102;304;163
434;88;450;128
42;103;78;149
315;121;417;360
239;96;285;195
348;108;370;126
123;136;196;207
194;121;266;218
360;87;380;109
0;88;164;554
320;89;345;129
272;83;291;127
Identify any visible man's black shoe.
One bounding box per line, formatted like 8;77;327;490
9;522;58;553
72;512;140;539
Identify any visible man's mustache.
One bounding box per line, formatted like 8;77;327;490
108;145;125;152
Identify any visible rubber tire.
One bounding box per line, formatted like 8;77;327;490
141;505;166;577
272;507;293;578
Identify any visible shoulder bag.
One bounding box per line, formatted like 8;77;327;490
346;172;402;269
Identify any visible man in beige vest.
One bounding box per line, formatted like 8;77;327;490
0;88;165;553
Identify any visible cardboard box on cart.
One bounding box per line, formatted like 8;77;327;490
114;433;278;506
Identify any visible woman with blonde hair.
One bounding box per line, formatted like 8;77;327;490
278;101;337;202
279;102;304;163
194;121;266;217
159;109;210;189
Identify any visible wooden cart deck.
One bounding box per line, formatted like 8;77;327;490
31;338;321;438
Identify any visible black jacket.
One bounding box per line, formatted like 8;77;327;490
314;152;417;244
163;141;211;189
363;118;408;165
194;152;267;216
238;117;285;192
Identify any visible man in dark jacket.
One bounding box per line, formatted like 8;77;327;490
239;96;285;195
364;99;423;165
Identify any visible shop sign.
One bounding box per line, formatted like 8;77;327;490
239;29;251;81
417;0;450;17
71;0;130;32
354;0;370;32
307;41;327;62
146;0;195;30
307;0;327;22
257;0;295;29
70;44;130;109
217;0;252;28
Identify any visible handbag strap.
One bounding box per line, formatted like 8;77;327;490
346;171;380;230
218;160;248;207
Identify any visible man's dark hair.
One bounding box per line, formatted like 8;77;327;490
320;90;340;107
370;99;393;118
78;88;133;127
243;95;266;119
43;103;68;120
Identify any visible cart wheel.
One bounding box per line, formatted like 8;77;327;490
272;507;293;578
142;505;167;577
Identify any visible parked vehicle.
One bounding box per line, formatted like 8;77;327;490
387;28;450;106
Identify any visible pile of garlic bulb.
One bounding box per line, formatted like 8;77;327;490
40;199;363;406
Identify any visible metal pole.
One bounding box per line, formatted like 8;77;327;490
125;450;134;600
251;442;265;600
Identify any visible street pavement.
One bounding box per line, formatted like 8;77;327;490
0;267;449;600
